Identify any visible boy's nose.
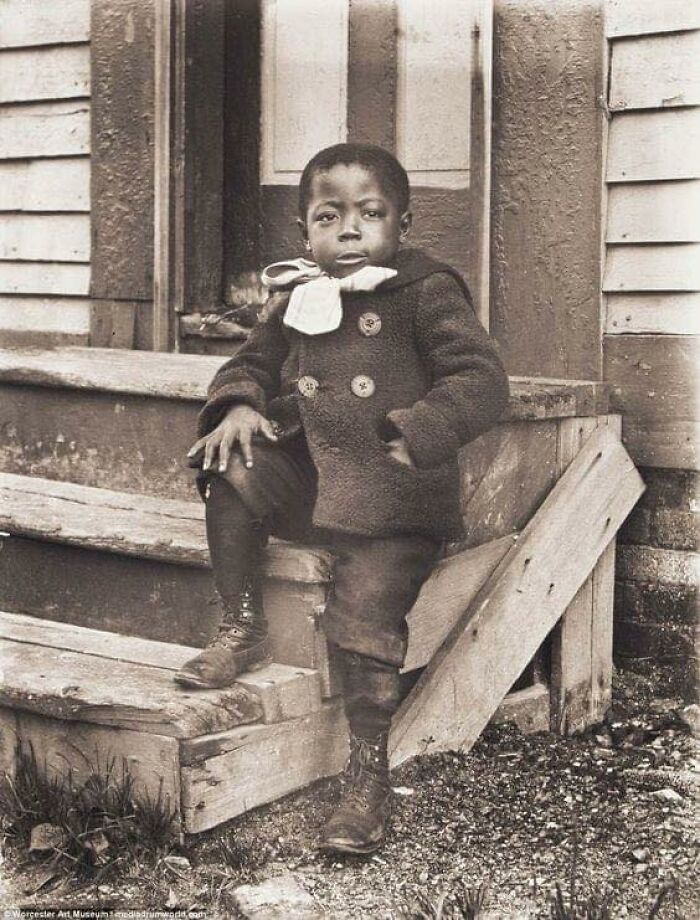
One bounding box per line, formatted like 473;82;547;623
338;218;361;240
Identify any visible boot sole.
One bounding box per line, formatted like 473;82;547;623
316;837;383;855
173;646;272;690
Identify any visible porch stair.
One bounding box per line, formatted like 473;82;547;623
0;346;645;836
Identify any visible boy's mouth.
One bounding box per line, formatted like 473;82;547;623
335;252;368;265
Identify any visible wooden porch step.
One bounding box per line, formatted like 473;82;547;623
0;612;344;837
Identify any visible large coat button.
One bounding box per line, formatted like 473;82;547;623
358;311;382;336
297;375;319;398
351;374;375;398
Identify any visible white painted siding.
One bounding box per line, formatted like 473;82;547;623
0;3;91;345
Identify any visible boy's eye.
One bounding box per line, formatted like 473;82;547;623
364;209;383;219
317;213;337;223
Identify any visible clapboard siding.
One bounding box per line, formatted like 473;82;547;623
606;109;700;182
607;181;700;243
604;5;700;474
0;0;92;345
606;294;700;336
0;45;90;104
606;0;700;38
0;158;90;212
609;31;700;111
0;214;90;263
0;0;90;49
0;101;90;160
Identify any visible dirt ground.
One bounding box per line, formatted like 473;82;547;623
1;668;698;918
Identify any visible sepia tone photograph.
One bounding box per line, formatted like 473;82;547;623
0;0;697;916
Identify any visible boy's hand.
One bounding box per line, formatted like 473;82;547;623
188;405;277;472
384;437;415;469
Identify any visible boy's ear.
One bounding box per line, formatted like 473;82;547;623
399;211;412;242
296;218;311;251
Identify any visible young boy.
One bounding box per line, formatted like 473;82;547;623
175;143;509;854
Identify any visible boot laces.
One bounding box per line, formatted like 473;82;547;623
208;584;265;649
341;737;389;811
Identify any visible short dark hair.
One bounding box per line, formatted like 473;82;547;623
298;143;410;217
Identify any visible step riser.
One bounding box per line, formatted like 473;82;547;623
1;383;199;500
0;536;332;684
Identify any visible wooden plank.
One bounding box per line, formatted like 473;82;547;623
491;683;550;735
0;101;90;159
90;301;137;349
603;244;700;291
0;45;89;103
0;639;263;738
0;0;90;48
13;711;181;831
0;262;90;297
403;535;517;672
0;470;334;583
592;541;616;722
607;181;700;243
619;417;700;470
0;158;90;212
0;297;90;335
181;701;348;833
0;214;90;262
91;0;155;303
606;0;700;38
460;423;557;547
609;32;700;111
606;109;700;182
605;293;700;335
347;0;397;150
507;378;610;418
389;426;645;766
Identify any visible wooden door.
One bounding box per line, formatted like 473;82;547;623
223;0;493;326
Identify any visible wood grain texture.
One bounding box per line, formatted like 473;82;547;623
492;682;550;734
0;297;90;335
609;31;700;111
0;214;90;262
181;701;348;833
617;418;700;471
0;639;263;738
605;334;699;470
0;101;90;159
0;470;334;583
389;426;644;765
0;0;90;48
13;711;181;828
607;181;700;243
605;293;700;335
605;0;700;38
603;244;700;292
607;109;700;183
0;158;90;212
0;262;90;296
0;45;89;103
402;535;516;672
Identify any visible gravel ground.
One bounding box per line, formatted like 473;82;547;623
2;669;698;918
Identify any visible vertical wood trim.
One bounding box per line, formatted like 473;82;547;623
347;0;397;151
474;0;492;330
153;0;173;352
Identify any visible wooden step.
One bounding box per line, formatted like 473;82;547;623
0;613;342;837
0;345;609;500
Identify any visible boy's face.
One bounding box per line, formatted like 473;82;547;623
299;164;411;278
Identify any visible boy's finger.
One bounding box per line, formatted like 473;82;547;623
203;437;218;471
187;437;206;457
218;437;232;472
239;431;253;468
260;419;279;441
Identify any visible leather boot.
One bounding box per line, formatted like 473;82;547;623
317;729;391;855
174;578;271;689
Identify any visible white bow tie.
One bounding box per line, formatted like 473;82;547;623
261;258;397;335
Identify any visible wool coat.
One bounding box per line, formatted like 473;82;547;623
198;249;510;541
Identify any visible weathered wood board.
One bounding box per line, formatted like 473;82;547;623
0;101;90;159
606;109;700;183
609;31;700;111
180;701;348;833
0;214;90;262
0;298;90;335
619;418;700;471
0;639;263;739
0;262;91;297
605;293;700;335
0;45;89;103
0;158;90;212
605;0;700;38
389;426;644;765
606;181;700;244
0;0;90;49
603;244;700;292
